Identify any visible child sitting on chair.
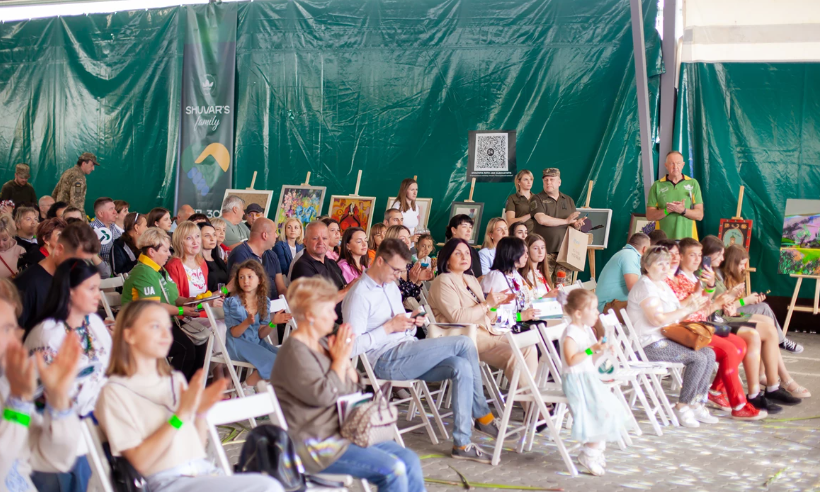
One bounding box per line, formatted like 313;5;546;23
559;289;630;476
224;260;292;388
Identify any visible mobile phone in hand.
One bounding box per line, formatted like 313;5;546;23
702;256;712;271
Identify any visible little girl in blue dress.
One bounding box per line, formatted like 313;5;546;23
559;288;629;476
224;260;292;388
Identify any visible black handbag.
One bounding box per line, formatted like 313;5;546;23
236;424;307;492
102;442;146;492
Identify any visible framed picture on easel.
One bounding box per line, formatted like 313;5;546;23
449;201;484;245
386;197;433;231
719;219;752;251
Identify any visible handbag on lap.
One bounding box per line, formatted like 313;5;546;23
661;321;714;350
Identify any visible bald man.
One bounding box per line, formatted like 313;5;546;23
646;151;703;239
226;218;286;298
170;204;195;233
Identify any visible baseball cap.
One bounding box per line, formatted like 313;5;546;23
542;168;560;178
245;203;264;214
79;152;99;166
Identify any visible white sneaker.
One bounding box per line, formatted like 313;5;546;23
578;452;606;476
692;404;719;424
673;405;700;428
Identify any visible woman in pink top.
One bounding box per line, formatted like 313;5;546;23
336;227;369;283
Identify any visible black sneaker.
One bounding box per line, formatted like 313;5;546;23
765;387;802;406
452;443;492;464
747;393;782;414
474;418;500;439
780;338;804;354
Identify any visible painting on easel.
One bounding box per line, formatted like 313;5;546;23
329;196;377;234
779;199;820;275
719;219;752;251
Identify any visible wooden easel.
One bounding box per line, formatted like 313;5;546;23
464;177;476;203
732;186;756;296
783;274;820;336
572;181;599;283
302;172;311;186
246;171;258;190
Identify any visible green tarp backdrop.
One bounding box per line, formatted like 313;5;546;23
675;62;820;298
0;0;661;277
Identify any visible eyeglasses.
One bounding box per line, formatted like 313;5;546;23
384;260;406;276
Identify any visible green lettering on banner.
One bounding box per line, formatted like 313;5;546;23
176;4;237;216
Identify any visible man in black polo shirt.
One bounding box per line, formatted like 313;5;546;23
529;167;585;254
15;222;100;335
291;220;353;320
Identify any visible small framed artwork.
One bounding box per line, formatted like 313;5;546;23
629;213;656;238
329;195;378;234
449;202;485;244
222;189;274;217
719;218;753;251
386;197;433;232
577;208;613;249
274;185;326;232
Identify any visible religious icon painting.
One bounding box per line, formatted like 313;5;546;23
719;218;752;252
329;195;377;234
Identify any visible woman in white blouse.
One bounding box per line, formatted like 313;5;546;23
391;178;421;235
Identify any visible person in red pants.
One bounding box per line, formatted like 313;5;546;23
660;238;766;421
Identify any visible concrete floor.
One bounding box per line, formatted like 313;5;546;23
222;332;820;491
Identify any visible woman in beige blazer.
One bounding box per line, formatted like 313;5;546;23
428;238;537;381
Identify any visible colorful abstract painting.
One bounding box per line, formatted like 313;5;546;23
274;185;326;233
329;195;377;234
779;199;820;275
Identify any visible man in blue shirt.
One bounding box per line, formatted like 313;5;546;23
227;218;285;298
343;238;500;464
595;233;650;318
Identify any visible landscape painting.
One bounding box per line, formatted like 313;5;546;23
779;199;820;275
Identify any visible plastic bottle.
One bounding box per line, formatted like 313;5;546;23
555;270;568;287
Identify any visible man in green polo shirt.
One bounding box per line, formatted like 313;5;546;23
646;151;704;240
529;168;585;254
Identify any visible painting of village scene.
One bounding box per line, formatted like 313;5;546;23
778;199;820;275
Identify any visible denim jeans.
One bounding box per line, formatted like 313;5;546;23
373;336;491;447
30;455;91;492
321;441;424;492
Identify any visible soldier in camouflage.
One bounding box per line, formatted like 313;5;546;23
52;152;98;216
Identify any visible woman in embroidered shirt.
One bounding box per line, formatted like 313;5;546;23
95;301;281;492
224;260;292;388
337;227;369;283
519;233;555;300
25;258;111;490
390;178;421;236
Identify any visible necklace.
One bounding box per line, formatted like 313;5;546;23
66;316;97;360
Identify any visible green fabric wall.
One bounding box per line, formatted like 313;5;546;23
0;0;662;273
675;63;820;298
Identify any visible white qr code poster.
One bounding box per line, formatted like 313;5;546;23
467;130;516;182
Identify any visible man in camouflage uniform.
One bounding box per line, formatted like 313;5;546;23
52;152;98;216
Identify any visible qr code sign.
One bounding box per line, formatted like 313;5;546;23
474;133;508;171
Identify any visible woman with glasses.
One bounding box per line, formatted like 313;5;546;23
111;212;147;276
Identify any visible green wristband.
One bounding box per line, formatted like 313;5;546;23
489;307;497;312
178;306;184;316
221;286;229;295
663;207;669;216
3;408;31;427
738;298;745;307
168;414;184;429
196;303;203;310
269;321;276;328
704;288;715;294
585;348;594;356
516;312;522;322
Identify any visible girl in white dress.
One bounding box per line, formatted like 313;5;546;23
559;289;629;476
391;178;421;235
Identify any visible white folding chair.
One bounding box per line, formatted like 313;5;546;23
490;329;577;475
99;275;125;321
271;295;298;342
581;279;597;292
601;311;677;433
206;381;367;492
82;418;118;492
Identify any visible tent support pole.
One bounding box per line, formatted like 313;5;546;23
659;0;677;172
630;0;655;201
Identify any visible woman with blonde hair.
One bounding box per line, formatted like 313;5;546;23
166;222;212;301
478;217;508;274
96;301;281;492
0;215;25;278
367;222;386;262
209;217;230;261
273;217;304;275
390;178;421;235
505;170;535;231
274;277;423;491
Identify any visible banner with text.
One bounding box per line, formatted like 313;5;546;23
176;3;237;217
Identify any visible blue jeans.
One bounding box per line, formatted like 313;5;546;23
373;336;491;447
30;455;91;492
321;441;424;492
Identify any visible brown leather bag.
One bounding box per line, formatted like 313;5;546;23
661;322;714;351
